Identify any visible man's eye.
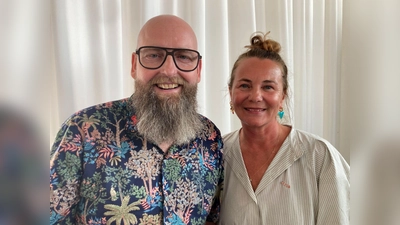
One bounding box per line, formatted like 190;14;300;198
175;54;194;62
146;53;161;59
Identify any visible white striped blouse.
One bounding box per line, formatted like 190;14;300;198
219;128;350;225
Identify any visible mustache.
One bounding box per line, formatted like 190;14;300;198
149;75;186;86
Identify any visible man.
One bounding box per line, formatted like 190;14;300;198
50;15;223;225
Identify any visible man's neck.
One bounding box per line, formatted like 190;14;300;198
159;141;173;153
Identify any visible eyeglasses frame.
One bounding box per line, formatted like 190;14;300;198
135;46;202;72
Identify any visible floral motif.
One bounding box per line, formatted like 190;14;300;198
50;96;224;225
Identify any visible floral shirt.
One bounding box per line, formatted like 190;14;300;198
50;95;224;225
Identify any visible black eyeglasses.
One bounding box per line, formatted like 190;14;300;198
135;46;202;72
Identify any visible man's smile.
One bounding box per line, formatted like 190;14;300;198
156;83;180;89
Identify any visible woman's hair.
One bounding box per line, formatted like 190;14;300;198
228;32;288;96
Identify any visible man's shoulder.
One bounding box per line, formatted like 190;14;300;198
67;97;130;121
198;113;213;123
198;114;221;133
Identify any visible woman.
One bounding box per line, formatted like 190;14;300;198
219;32;349;224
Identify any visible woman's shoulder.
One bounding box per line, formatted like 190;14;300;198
291;128;350;172
291;128;335;151
222;129;240;154
222;129;239;141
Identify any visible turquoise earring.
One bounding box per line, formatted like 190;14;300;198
278;108;284;119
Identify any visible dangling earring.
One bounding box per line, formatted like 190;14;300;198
230;102;235;114
278;107;284;119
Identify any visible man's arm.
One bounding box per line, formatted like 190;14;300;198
205;222;216;225
206;135;224;225
50;119;83;224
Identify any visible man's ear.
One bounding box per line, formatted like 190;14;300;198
196;59;202;83
131;53;137;79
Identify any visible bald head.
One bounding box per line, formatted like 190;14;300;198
137;15;198;50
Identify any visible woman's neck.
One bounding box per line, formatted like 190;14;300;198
241;123;281;144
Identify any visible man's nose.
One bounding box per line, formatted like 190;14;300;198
160;55;178;75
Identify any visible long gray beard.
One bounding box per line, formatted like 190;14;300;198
131;78;204;146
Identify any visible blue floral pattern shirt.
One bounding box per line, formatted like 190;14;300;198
50;95;224;225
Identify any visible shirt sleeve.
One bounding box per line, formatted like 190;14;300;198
206;136;224;223
316;142;350;225
50;117;84;225
206;175;223;223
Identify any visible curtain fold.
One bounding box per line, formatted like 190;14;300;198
50;0;346;160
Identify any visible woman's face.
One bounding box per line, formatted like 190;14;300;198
230;57;285;129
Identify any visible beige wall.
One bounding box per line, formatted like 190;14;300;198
341;0;400;163
342;1;400;224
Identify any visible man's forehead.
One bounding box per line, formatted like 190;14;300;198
137;18;198;50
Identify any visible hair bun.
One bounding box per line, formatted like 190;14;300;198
246;31;281;53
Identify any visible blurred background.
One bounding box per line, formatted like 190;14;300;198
0;0;49;224
0;0;399;224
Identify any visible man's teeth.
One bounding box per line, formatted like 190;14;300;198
157;84;179;89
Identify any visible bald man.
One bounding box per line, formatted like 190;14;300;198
50;15;223;225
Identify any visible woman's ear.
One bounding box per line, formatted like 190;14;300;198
281;92;289;114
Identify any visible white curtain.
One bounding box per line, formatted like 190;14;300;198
3;0;400;222
50;0;347;161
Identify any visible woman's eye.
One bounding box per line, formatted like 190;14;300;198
239;84;250;89
263;84;277;90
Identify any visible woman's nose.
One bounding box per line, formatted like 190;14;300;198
249;88;262;102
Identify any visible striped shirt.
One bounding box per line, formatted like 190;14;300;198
220;127;349;225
